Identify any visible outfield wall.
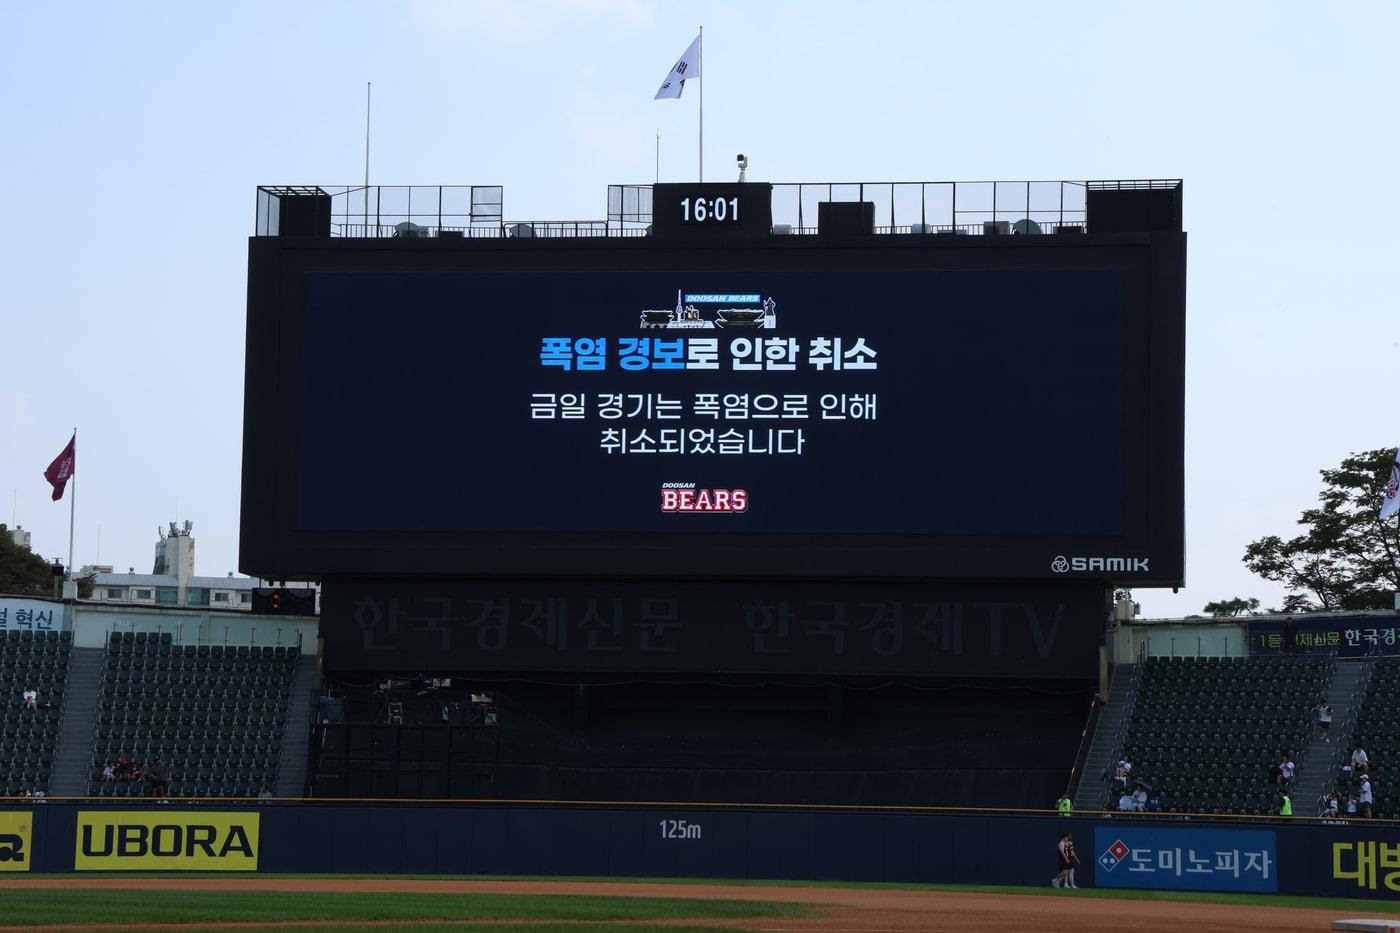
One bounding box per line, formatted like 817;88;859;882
1;803;1396;900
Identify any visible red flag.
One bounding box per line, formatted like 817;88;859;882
44;434;75;502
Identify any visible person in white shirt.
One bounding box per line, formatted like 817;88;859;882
1315;700;1333;742
1352;747;1369;771
21;687;37;710
1278;753;1295;785
1117;792;1135;812
1359;776;1373;818
1131;786;1148;812
1346;795;1359;816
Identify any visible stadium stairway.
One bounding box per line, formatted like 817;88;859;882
274;653;315;798
1072;662;1138;812
1292;658;1371;813
49;648;104;797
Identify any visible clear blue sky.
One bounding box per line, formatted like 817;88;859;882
2;0;1396;617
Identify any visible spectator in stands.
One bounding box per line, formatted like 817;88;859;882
1056;793;1072;817
145;757;169;799
1346;794;1359;816
21;687;37;710
1351;747;1369;772
1119;755;1133;777
1315;699;1333;742
1131;783;1148;812
1277;753;1295;786
1278;789;1292;816
114;756;132;782
1112;764;1129;788
1117;791;1135;812
130;760;144;785
1321;790;1340;818
258;783;273;801
101;761;115;783
1359;775;1373;818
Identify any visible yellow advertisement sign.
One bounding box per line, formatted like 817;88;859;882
0;812;33;872
75;811;259;871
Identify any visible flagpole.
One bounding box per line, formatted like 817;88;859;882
67;428;75;579
364;82;372;234
698;25;704;183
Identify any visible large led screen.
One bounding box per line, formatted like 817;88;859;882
242;235;1184;583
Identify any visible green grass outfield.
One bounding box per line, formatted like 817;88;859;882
2;876;1397;929
0;889;811;928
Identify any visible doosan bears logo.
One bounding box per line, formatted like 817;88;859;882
660;482;748;513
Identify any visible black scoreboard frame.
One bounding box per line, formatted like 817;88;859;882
241;231;1185;585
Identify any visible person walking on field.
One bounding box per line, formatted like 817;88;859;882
1052;833;1080;888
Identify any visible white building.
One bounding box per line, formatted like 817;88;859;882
89;571;265;610
9;526;32;551
85;521;317;611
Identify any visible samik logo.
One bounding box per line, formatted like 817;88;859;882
660;483;748;513
75;812;259;871
1051;555;1150;574
0;813;31;872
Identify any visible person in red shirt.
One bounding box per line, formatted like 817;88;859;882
1052;833;1076;888
1064;834;1082;888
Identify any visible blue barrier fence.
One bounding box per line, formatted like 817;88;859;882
1;803;1397;900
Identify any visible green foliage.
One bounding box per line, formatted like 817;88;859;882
1203;597;1260;617
1244;448;1400;612
0;522;56;597
76;569;97;599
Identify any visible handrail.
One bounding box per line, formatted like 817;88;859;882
6;794;1399;826
1064;694;1103;803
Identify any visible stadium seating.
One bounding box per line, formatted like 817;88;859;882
1109;655;1331;815
1340;657;1400;819
0;629;72;795
309;680;1094;807
86;631;298;798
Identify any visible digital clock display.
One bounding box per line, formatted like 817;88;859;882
680;196;739;223
651;183;772;236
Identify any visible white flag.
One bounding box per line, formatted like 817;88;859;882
1382;448;1400;519
654;34;701;100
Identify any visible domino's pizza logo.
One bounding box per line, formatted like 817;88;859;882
1098;838;1129;872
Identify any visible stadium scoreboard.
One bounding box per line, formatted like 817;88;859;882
241;209;1185;585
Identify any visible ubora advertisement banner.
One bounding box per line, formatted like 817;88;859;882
0;811;32;871
74;811;259;871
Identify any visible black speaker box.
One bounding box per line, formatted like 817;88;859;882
278;193;332;236
817;201;875;236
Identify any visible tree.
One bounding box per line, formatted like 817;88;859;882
1203;597;1260;617
77;570;97;599
0;523;57;597
1244;448;1400;612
